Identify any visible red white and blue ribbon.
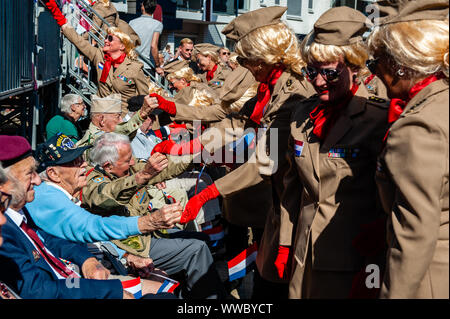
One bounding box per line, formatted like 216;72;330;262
228;242;258;281
294;140;304;157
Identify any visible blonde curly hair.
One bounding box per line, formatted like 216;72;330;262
368;19;449;79
106;26;138;60
166;66;202;84
189;88;216;107
234;22;305;77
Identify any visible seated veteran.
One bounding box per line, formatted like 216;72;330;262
193;43;231;92
81;132;223;298
76;93;156;151
46;93;87;142
0;163;21;299
0;135;133;299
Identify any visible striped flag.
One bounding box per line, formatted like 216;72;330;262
157;279;180;294
202;225;225;241
228;242;258;281
122;277;142;299
294;140;304;157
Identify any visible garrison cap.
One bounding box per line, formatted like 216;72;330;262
91;93;122;113
373;0;449;26
312;6;370;46
193;43;221;56
221;6;287;41
0;135;33;168
163;59;190;75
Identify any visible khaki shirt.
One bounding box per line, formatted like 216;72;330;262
199;64;231;93
62;25;149;116
81;156;193;257
286;85;389;298
376;79;449;299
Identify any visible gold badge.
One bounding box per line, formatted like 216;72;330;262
286;79;293;87
32;250;40;261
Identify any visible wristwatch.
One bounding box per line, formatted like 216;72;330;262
120;252;129;267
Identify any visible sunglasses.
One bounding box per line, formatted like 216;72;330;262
0;190;12;212
366;58;379;74
221;52;231;56
106;35;119;42
303;66;342;83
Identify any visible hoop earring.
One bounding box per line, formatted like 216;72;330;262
396;69;405;77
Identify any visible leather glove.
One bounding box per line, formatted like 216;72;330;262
274;245;291;279
151;138;203;156
180;183;220;224
43;0;67;27
149;93;176;116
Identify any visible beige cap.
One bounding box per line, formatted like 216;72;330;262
312;7;370;46
163;59;190;75
193;43;221;56
374;0;449;26
222;6;287;41
91;94;122;113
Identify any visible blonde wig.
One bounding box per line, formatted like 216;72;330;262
98;0;111;7
196;48;220;65
148;81;171;98
301;31;370;79
228;52;239;65
368;19;449;79
166;66;202;84
227;82;259;113
189;88;216;107
106;26;138;60
234;22;305;77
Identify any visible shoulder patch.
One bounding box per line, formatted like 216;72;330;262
93;176;105;183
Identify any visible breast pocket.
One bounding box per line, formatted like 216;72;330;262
327;145;371;178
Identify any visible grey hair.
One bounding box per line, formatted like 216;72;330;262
0;163;7;185
60;94;82;115
89;133;130;167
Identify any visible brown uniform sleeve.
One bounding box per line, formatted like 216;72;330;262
61;25;103;63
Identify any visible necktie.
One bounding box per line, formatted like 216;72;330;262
20;221;79;278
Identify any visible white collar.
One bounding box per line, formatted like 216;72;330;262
5;207;26;227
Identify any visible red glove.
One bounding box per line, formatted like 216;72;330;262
274;245;291;279
180;184;220;224
151;138;203;156
168;123;188;136
44;0;68;27
150;93;176;116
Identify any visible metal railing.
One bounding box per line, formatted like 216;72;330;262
56;0;171;107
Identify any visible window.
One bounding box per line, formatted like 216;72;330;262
287;0;302;17
308;0;313;10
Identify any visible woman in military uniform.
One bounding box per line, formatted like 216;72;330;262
285;7;390;299
193;43;231;93
160;6;314;298
367;0;449;299
43;0;149;116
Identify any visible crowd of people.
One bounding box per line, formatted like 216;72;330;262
0;0;448;300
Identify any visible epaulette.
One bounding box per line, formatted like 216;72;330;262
367;96;390;109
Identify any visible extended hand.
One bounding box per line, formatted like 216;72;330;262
141;95;159;119
149;93;176;116
180;184;220;224
43;0;67;27
138;202;182;233
126;255;155;278
135;153;168;185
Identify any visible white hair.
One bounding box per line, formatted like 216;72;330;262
0;163;7;185
60;94;82;115
89;133;130;167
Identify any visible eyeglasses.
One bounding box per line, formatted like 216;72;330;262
366;58;379;74
303;66;342;83
0;190;12;212
221;52;231;56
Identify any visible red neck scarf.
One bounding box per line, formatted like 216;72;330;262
388;72;445;124
309;83;359;141
206;64;218;82
100;53;126;83
250;65;286;125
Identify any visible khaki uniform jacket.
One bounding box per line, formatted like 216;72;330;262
287;85;389;298
199;64;231;93
173;81;218;106
376;79;449;299
211;71;314;282
62;25;149;115
81;156;193;257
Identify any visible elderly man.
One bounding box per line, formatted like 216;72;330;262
0;163;20;299
22;134;179;296
0;135;133;299
76;93;156;150
46;93;86;142
82;132;224;298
